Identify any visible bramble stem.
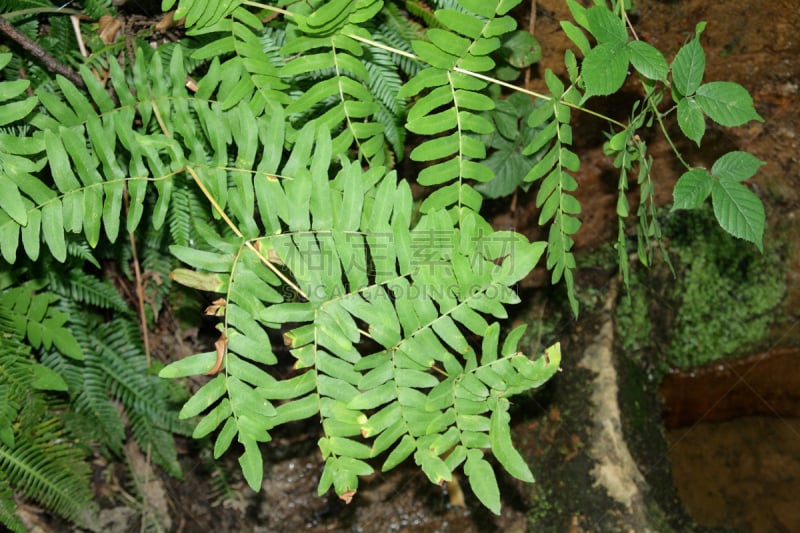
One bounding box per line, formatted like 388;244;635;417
649;100;692;170
0;15;85;88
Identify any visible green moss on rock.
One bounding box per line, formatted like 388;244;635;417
617;205;786;370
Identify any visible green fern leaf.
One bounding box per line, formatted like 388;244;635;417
0;413;95;525
0;476;25;533
280;28;389;165
47;269;127;312
401;0;524;218
522;69;582;315
163;125;558;510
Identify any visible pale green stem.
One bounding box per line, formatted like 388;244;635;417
1;8;83;18
649;99;692;170
242;1;292;17
184;166;309;300
241;3;627;129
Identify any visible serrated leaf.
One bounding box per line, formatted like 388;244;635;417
711;180;764;251
560;20;591;56
711;151;764;182
677;97;706;146
581;43;629;97
695;81;763;127
627;41;668;81
671;36;705;96
585;5;627;45
566;0;589;29
672;169;712;210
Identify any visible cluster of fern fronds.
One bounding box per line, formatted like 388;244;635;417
0;0;766;527
0;0;222;526
0;240;193;530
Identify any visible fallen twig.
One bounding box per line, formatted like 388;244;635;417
0;16;86;88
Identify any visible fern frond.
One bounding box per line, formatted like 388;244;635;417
400;0;524;221
79;0;114;20
363;46;407;158
405;0;445;29
0;476;25;533
0;337;28;449
65;240;100;268
280;29;388;165
47;268;128;311
0;413;95;525
89;317;189;472
376;4;425;76
168;183;206;248
163;125;559;511
522;69;583;315
165;0;246;30
189;8;287;112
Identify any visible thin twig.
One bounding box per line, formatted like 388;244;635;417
140;443;151;533
70;15;88;57
0;16;85;89
623;10;639;41
525;0;537;87
122;182;153;368
129;225;152;367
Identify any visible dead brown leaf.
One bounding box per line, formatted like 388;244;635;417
205;297;227;316
207;333;228;375
339;489;357;504
98;15;122;45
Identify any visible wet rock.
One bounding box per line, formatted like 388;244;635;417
660;346;800;428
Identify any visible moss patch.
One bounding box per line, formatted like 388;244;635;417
616;205;786;370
